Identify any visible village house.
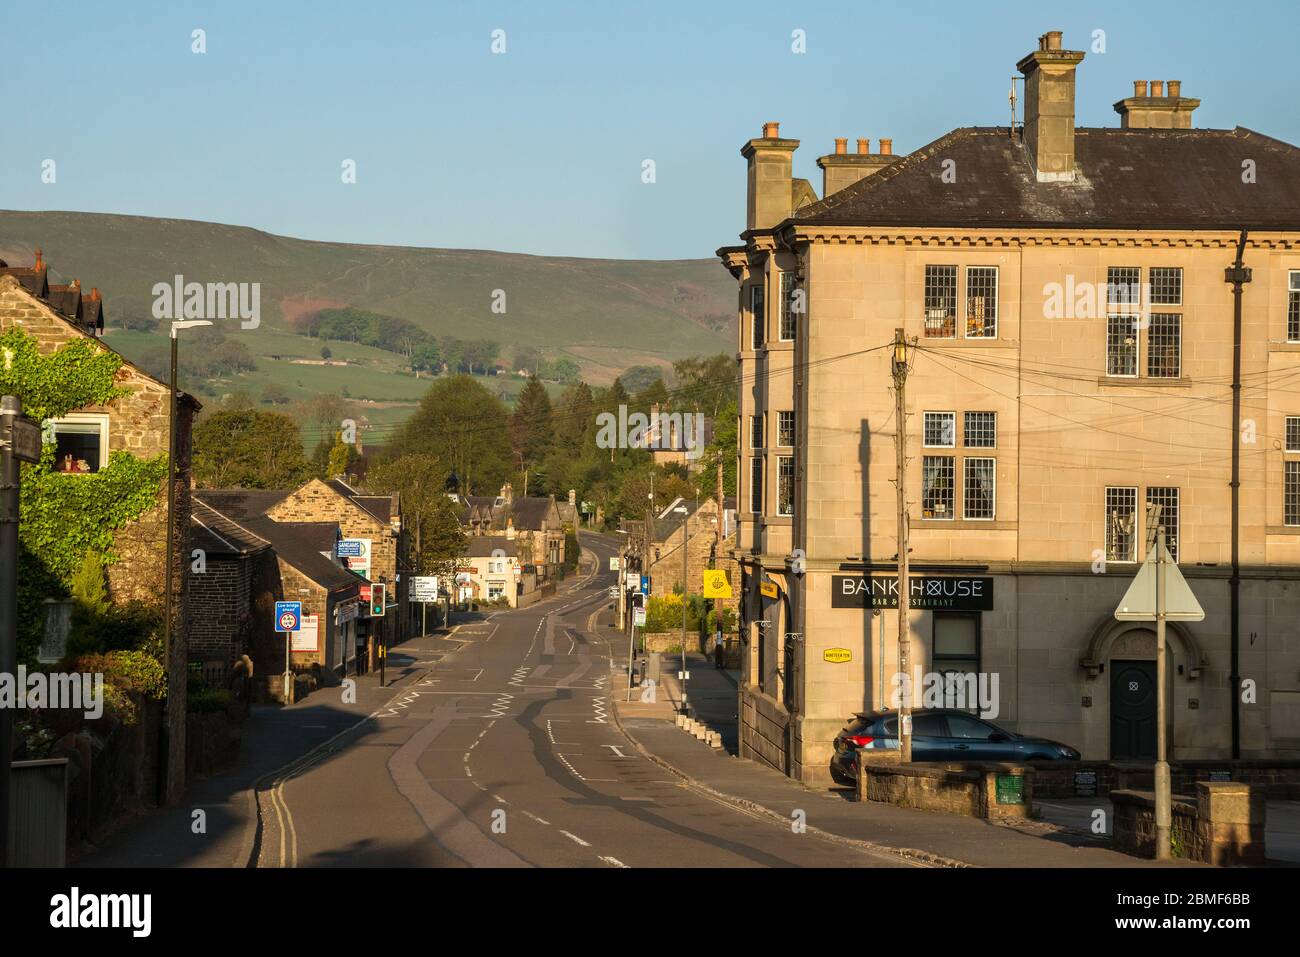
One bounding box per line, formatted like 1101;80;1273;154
460;482;565;583
0;250;195;802
458;536;533;608
718;30;1300;782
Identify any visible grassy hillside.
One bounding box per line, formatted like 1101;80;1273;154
0;209;736;387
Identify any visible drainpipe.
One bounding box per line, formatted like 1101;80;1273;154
1225;229;1251;760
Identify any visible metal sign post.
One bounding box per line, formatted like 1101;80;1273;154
274;601;303;703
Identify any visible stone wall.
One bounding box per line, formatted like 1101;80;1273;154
860;762;1034;820
188;555;253;666
1111;783;1266;865
739;682;790;774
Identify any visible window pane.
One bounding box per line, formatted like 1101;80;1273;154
1106;487;1137;562
750;285;765;349
1107;266;1142;313
1107;315;1138;376
1289;273;1300;342
924;265;957;338
934;613;977;656
750;414;764;449
963;457;995;519
963;411;996;448
966;266;998;338
749;457;763;513
945;714;994;738
777;410;795;447
913;714;947;736
1149;267;1182;305
1146;486;1180;561
922;456;955;519
53;423;103;474
923;411;955;447
1147;313;1181;378
1287;416;1300;453
779;272;798;341
1287;462;1300;526
777;456;794;516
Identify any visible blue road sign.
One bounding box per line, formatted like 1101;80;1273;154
640;575;650;594
275;601;303;632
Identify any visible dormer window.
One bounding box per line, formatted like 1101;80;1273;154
47;413;110;474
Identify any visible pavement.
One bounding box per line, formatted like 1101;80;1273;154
606;631;1188;868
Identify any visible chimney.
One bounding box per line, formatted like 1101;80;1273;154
1016;30;1086;182
33;247;43;271
500;481;513;504
90;287;101;300
70;278;80;290
816;135;895;197
741;121;800;230
568;488;576;507
1113;78;1200;129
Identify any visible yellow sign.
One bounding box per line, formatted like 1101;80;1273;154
760;581;779;599
823;647;852;664
702;570;733;598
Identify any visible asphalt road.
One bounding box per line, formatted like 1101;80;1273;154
257;533;910;868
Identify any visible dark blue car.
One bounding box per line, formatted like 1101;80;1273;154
829;708;1081;786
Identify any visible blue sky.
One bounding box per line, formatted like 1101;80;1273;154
3;1;1296;260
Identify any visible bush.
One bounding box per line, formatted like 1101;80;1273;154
188;687;235;714
71;649;167;726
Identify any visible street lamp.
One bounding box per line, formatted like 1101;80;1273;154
673;505;689;714
159;319;211;805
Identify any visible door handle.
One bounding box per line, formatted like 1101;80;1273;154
954;744;970;750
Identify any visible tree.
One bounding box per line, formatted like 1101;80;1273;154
672;353;734;419
410;339;441;376
193;409;311;488
320;346;332;360
512;345;542;375
367;453;467;588
391;375;512;495
262;384;289;405
620;364;664;395
510;377;553;470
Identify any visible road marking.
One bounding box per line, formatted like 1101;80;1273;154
559;830;591;847
599;855;630;868
522;810;551;825
602;744;628;758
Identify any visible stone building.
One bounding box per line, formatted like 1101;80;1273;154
191;490;364;699
460;483;565;581
0;252;196;802
718;29;1300;782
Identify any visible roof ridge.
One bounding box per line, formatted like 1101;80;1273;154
193;499;273;549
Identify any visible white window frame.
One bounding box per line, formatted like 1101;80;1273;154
1287;462;1300;527
778;272;797;342
777;410;795;448
1148;266;1183;306
1288;271;1300;343
1145;486;1180;562
962;411;997;449
922;455;955;520
965;266;998;339
923;411;956;448
962;457;996;520
1286;415;1300;453
923;265;958;339
48;412;110;473
1105;486;1138;563
776;455;794;516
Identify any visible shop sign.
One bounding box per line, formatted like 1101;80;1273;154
831;575;993;610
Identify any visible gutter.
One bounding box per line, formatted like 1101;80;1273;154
1225;228;1252;759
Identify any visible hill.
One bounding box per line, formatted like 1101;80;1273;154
0;210;736;388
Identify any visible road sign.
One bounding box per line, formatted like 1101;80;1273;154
702;570;732;599
633;607;647;627
760;580;778;599
292;615;319;653
274;601;302;632
3;414;42;463
609;557;621;571
640;575;650;594
1114;544;1205;621
607;586;618;599
410;576;439;602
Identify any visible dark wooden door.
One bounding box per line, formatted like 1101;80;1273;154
1110;659;1158;760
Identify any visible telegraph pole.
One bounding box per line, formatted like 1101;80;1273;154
714;455;725;663
892;329;913;762
1154;521;1171;859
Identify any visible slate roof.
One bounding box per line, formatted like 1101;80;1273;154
190;499;271;557
192;488;291;519
324;479;394;525
241;517;360;593
793;126;1300;231
505;497;555;531
465;536;519;558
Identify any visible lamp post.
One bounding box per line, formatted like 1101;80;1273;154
159;319;211;805
673;504;689;714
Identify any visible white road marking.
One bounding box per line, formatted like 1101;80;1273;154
559;830;591;847
602;744;628;758
599;855;630;868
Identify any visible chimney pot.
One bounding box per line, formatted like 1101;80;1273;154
33;247;43;270
1042;30;1062;51
857;138;869;155
763;121;780;139
834;137;847;155
878;138;893;156
1167;80;1181;97
90;286;100;300
1150;80;1164;97
70;278;80;289
1134;80;1148;97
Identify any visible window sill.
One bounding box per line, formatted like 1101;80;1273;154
1097;376;1192;388
1266;525;1300;536
918;336;1004;347
916;519;1016;530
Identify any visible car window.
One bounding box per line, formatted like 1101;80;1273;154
844;717;872;735
946;715;996;739
882;717;897;736
912;714;947;737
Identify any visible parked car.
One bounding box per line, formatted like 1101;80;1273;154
829;708;1081;786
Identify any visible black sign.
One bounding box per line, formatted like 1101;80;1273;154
1074;771;1098;796
830;575;994;610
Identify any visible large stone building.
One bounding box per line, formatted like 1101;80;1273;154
718;30;1300;782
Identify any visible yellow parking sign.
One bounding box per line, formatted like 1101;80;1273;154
702;570;733;598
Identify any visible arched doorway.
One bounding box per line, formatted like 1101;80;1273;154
1080;618;1206;761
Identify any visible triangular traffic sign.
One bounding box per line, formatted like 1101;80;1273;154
1114;544;1205;621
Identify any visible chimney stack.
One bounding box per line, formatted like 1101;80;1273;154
741;121;801;230
1114;78;1200;129
1016;30;1086;182
90;287;101;300
816;135;895;197
33;247;43;271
